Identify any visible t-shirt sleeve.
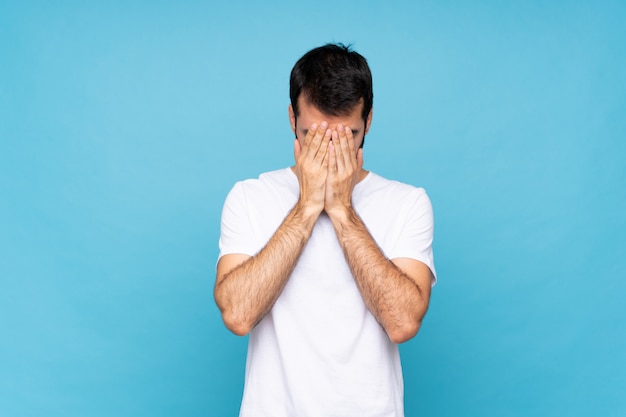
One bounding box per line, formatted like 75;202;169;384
390;189;437;286
218;182;260;260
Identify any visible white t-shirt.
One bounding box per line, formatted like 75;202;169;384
219;168;436;417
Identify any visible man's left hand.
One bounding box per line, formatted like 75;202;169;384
324;124;363;217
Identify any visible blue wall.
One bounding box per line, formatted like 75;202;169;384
1;1;624;416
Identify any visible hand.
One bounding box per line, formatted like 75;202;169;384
294;121;332;215
324;124;363;217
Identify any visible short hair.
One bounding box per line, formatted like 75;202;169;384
290;43;373;123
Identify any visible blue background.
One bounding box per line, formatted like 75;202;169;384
1;1;625;416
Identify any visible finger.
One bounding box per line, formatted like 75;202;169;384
345;126;359;170
315;127;332;163
310;121;328;159
331;129;343;172
345;126;356;156
337;125;352;171
328;140;337;174
321;138;330;170
336;124;347;150
300;122;318;158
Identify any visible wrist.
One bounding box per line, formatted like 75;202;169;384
293;198;323;225
325;203;354;226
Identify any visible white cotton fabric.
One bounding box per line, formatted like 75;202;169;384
218;167;436;417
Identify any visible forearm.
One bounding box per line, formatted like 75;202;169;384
329;207;429;343
215;200;319;335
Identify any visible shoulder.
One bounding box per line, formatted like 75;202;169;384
227;167;296;196
223;167;299;215
357;172;430;206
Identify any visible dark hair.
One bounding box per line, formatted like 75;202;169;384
290;43;373;123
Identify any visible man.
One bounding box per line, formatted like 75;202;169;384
215;43;436;417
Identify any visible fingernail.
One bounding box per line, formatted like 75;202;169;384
311;123;318;130
321;121;328;129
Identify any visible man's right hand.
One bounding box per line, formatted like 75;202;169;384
293;121;331;215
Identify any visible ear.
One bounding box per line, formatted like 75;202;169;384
364;108;373;135
288;104;296;135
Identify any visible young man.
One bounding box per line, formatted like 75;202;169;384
215;43;436;417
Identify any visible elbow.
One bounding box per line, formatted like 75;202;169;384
388;320;422;344
215;286;251;336
223;316;253;337
219;308;254;336
388;296;430;344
